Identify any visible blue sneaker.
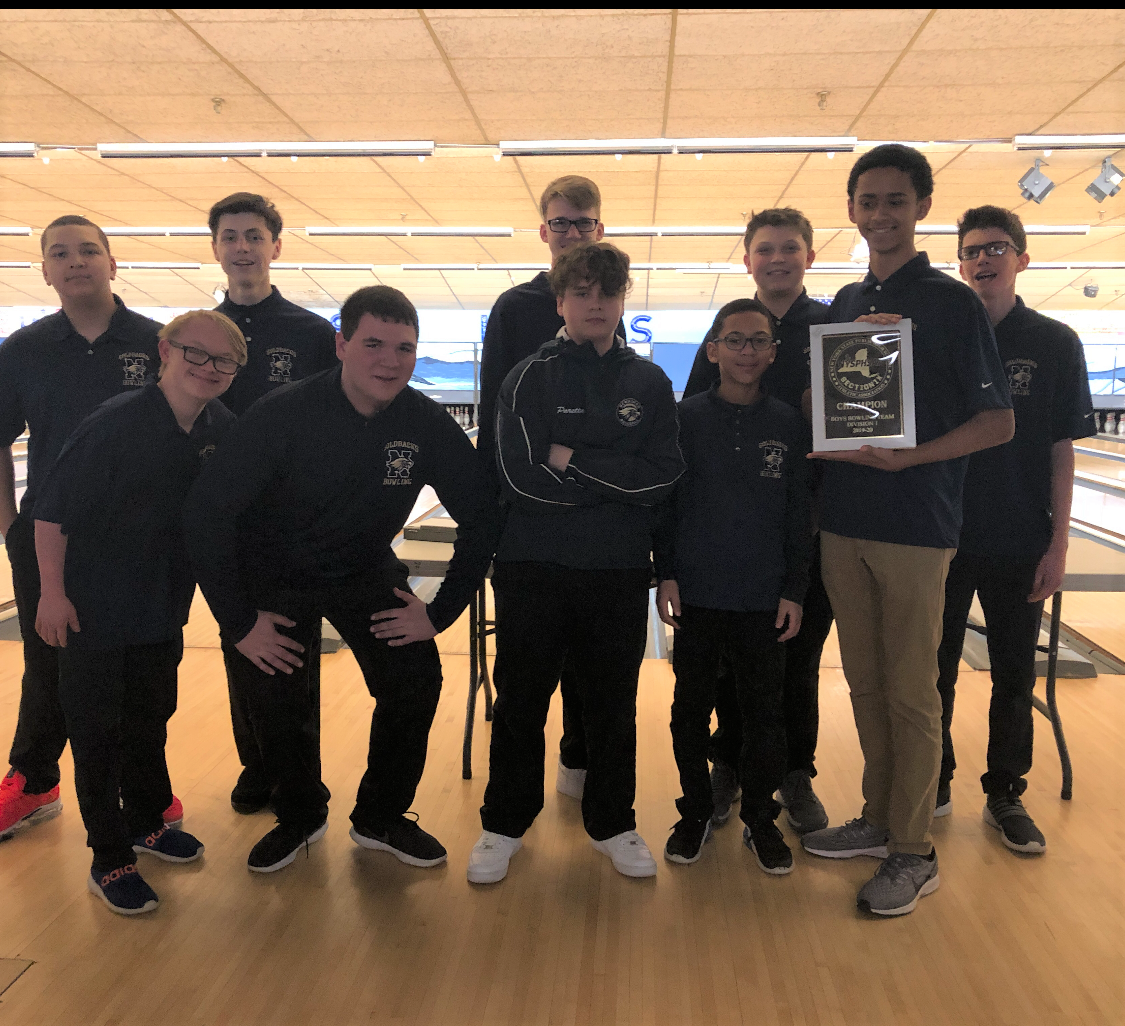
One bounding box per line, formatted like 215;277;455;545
132;825;205;863
88;865;159;916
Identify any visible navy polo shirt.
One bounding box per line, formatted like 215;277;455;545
821;253;1011;549
0;295;161;515
959;298;1094;560
215;286;337;416
34;383;236;649
682;290;832;411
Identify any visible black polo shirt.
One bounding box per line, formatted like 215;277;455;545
959;298;1094;561
215;286;337;416
0;296;161;515
821;253;1011;549
34;382;236;650
682;290;832;411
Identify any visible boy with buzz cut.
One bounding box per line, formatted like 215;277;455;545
801;144;1014;917
0;215;185;843
33;309;245;915
208;192;339;818
682;207;834;836
185;286;494;876
468;241;684;885
936;206;1094;854
478;175;625;804
656;297;812;874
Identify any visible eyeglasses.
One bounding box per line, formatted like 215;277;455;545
716;332;776;352
546;216;600;234
958;240;1019;261
168;339;241;375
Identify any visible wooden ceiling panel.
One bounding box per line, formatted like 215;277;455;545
892;47;1124;88
453;57;665;93
0;20;214;65
673;53;896;91
669;88;869;121
917;9;1125;50
234;60;455;95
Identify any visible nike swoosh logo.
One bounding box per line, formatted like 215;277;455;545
981;382;992;388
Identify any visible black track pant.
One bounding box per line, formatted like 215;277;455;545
481;562;650;842
58;638;181;872
223;575;443;832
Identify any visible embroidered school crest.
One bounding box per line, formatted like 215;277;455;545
266;348;296;383
119;352;151;387
197;443;217;463
383;440;419;486
616;398;644;426
1006;358;1036;396
759;440;787;479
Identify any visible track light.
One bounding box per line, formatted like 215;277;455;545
498;136;857;157
102;227;212;237
1013;134;1125;151
1084;283;1100;298
306;226;513;238
1086;158;1124;203
1018;159;1055;204
97;141;435;159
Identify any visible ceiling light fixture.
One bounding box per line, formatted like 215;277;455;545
606;226;746;237
114;261;202;269
1018;159;1055;204
400;264;480;271
97;141;436;159
0;261;33;269
307;226;513;238
0;227;32;236
1086;157;1124;203
102;227;212;237
1013;134;1125;150
0;143;37;158
272;263;375;271
498;136;857;156
916;224;1089;236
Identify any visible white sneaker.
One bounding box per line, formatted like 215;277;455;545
556;757;586;800
466;830;522;884
591;830;657;878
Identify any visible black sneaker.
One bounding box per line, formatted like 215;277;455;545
934;782;952;818
984;794;1046;853
132;825;205;863
349;815;447;868
87;864;159;916
663;817;712;865
744;819;794;875
776;770;829;834
709;760;741;827
247;819;328;873
231;769;272;815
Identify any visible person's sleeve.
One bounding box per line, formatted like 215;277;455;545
1053;326;1096;442
781;420;813;606
565;370;686;507
495;359;599;510
0;338;27;447
183;407;285;644
651;490;681;582
682;340;718;399
34;413;119;535
424;416;501;633
954;294;1012;416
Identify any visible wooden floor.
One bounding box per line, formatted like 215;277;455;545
0;596;1122;1025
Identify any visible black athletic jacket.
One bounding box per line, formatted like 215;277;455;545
495;330;685;570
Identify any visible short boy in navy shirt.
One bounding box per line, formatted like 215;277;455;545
656;298;812;873
34;310;245;915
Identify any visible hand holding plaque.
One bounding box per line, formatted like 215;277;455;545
809;319;916;453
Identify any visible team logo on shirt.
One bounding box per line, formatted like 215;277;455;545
266;348;296;383
616;398;644;426
119;352;151;387
827;334;897;401
384;440;419;486
759;440;787;479
1006;358;1037;397
198;443;217;462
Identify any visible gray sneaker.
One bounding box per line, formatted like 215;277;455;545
776;770;829;834
984;795;1046;854
801;815;889;859
856;851;940;916
709;760;741;827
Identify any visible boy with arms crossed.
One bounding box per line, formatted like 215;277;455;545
209;192;338;816
0;216;184;841
478;175;624;802
656;298;812;872
468;242;684;884
801;145;1013;916
936;206;1094;852
186;286;494;874
682;208;833;834
34;310;244;914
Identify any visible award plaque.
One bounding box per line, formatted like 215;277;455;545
809;320;915;451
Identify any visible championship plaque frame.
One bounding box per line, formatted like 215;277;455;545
809;320;916;451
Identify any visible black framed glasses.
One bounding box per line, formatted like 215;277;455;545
546;216;599;234
168;339;241;375
958;240;1018;261
716;332;776;352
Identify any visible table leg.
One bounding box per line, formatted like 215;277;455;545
1030;590;1072;800
463;592;480;780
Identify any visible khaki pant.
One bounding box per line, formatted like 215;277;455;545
820;532;955;855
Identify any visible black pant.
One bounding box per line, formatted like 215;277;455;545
936;551;1041;798
224;623;321;797
557;657;587;770
710;536;834;776
57;638;181;872
671;605;787;825
224;576;443;832
5;512;68;793
481;562;650;841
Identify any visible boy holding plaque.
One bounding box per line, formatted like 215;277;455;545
800;145;1013;917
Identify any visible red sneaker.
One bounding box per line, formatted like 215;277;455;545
0;769;62;839
162;795;184;830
